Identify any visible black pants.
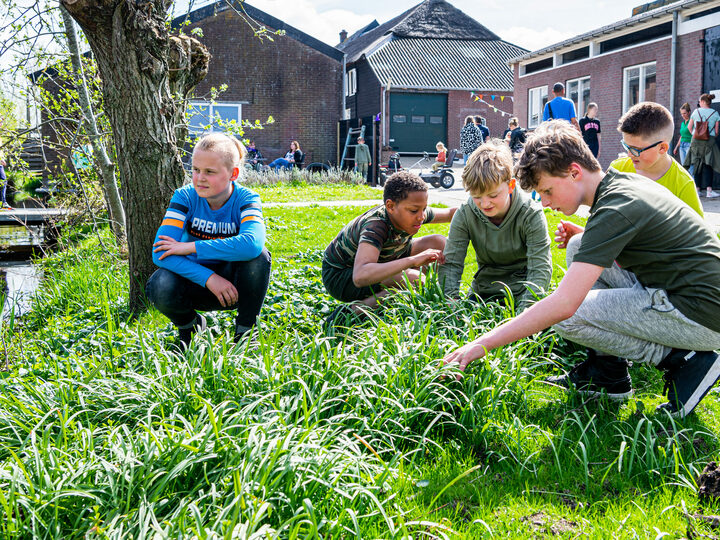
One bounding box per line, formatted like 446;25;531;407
145;248;271;329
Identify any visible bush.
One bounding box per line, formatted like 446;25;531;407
242;165;363;187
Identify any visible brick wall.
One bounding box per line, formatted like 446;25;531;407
447;89;514;151
189;10;342;164
512;30;704;169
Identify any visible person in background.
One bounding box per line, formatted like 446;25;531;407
460;116;483;165
684;94;720;198
355;136;371;180
0;151;9;210
673;103;693;175
268;140;303;171
543;82;581;132
504;117;527;156
245;140;264;171
475;116;490;141
431;141;447;172
579;103;601;158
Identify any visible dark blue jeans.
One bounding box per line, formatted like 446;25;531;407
145;248;272;329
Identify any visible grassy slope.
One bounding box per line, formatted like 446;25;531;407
1;186;719;537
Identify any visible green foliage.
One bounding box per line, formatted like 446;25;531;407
0;188;716;537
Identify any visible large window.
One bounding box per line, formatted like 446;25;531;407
623;62;656;112
566;76;591;117
187;101;243;133
528;85;548;128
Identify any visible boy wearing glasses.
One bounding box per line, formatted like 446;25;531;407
444;121;720;419
610;102;705;213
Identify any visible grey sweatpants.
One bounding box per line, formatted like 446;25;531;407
553;235;720;365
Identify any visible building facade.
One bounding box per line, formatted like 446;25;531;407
510;0;720;169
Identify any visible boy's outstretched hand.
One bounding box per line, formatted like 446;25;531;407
442;340;488;379
411;248;445;267
554;220;584;249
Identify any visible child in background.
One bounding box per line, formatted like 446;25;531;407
438;141;551;311
146;133;272;347
579;103;601;158
322;171;457;312
431;142;447;172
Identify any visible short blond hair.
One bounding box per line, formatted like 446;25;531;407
462;139;513;193
194;133;246;170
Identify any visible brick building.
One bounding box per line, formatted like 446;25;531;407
173;1;344;164
509;0;720;169
337;0;526;155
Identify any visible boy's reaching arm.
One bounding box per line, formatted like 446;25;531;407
443;262;604;373
353;242;443;288
429;206;458;223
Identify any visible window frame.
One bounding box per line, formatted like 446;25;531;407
622;62;656;113
187;101;243;134
566;76;591;118
528;85;548;129
346;69;357;97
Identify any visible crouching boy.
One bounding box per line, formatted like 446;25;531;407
443;121;720;418
438;140;551;311
322;171;456;311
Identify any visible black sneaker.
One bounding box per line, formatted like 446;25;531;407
234;324;253;344
547;349;633;400
178;313;207;347
656;349;720;418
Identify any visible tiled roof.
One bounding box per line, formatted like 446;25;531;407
367;38;525;91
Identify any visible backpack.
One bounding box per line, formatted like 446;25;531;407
694;109;718;141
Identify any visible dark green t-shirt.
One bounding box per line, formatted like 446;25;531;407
574;168;720;332
323;204;435;270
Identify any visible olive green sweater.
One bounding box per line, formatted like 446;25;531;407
438;189;552;309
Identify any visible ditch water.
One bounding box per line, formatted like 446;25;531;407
0;222;47;319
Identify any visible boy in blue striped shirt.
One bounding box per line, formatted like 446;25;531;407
146;133;271;347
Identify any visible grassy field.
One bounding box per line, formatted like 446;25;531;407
1;185;719;537
255;183;382;203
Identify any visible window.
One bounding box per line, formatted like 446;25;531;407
528;86;548;128
561;47;589;64
566;76;590;117
345;69;357;97
392;115;406;123
187;101;243;133
599;23;670;54
429;116;443;124
411;115;425;124
623;62;656;112
524;57;553;75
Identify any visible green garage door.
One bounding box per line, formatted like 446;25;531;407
389;93;447;153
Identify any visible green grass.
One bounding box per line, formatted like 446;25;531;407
0;185;717;538
256;183;382;203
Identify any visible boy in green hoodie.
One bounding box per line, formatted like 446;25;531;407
438;140;551;310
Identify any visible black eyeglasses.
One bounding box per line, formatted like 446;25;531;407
621;140;663;157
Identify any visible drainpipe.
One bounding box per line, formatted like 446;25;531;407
670;10;678;116
381;85;386;147
341;54;347;119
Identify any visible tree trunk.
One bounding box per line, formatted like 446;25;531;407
60;0;209;311
60;5;127;245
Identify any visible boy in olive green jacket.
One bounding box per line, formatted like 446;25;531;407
438;140;551;310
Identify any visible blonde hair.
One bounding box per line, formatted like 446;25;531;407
508;117;518;127
515;120;601;190
462;139;514;193
194;133;246;170
436;141;447;151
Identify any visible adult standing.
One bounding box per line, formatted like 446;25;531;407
685;93;720;198
460;116;483;164
673;103;693;174
474;116;490;141
578;102;602;158
543;82;580;132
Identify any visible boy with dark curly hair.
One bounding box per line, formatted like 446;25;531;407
322;171;457;310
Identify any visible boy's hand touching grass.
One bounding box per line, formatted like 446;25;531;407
442;339;488;380
411;248;445;267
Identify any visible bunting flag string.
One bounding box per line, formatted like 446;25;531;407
469;92;514;118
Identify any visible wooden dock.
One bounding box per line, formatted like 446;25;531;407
0;208;66;226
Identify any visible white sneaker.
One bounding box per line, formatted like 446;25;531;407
706;190;720;199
